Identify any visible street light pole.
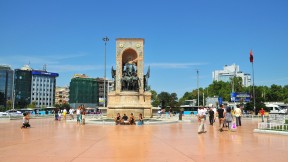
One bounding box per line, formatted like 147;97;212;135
103;36;109;107
196;69;199;107
12;70;15;110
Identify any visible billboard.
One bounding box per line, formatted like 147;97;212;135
231;92;250;102
32;71;59;77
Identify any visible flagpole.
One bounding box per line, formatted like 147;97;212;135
250;50;256;114
252;62;256;114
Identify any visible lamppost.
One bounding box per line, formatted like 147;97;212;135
196;69;199;107
12;70;15;110
102;36;109;107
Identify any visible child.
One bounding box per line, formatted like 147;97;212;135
21;112;30;128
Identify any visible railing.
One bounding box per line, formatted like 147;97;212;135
258;122;288;132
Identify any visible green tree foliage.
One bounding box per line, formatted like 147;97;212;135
170;93;179;108
266;84;284;101
150;90;160;107
158;92;171;108
54;103;71;110
27;102;36;108
206;81;231;101
157;91;179;109
6;100;12;109
230;77;244;92
178;92;193;106
283;85;288;103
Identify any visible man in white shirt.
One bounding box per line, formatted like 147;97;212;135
197;106;207;134
234;105;242;126
69;108;74;120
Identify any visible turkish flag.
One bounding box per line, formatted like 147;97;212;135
250;50;254;63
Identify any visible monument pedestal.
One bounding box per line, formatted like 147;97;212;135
107;91;152;118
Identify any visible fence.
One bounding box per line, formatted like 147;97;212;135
258;122;288;132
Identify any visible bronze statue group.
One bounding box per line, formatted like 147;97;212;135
111;59;150;92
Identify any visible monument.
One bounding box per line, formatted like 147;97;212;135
107;38;152;118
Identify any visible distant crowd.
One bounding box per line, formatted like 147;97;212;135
197;104;266;134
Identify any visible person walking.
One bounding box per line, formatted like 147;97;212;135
208;108;215;125
225;107;233;131
81;105;86;125
259;108;265;122
234;105;242;126
69;108;74;120
63;108;67;120
197;106;207;134
76;106;81;125
217;104;225;132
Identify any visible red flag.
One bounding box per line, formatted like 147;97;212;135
250;50;254;63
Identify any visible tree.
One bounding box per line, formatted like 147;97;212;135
169;92;179;108
61;103;71;110
178;92;193;106
266;84;283;101
206;81;231;101
150;90;160;107
158;92;171;108
27;102;36;108
230;76;244;92
282;85;288;103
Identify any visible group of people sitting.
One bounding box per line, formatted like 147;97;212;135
115;113;144;125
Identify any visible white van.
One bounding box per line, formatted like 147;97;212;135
265;104;287;114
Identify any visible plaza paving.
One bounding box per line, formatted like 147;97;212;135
0;117;288;162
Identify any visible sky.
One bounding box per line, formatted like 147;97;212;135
1;0;288;98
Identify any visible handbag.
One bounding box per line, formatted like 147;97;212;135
231;121;237;131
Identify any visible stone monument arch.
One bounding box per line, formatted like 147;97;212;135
107;38;152;118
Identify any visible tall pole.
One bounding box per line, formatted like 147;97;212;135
203;92;205;106
252;62;256;114
103;36;109;107
12;70;15;110
197;69;199;107
250;49;256;114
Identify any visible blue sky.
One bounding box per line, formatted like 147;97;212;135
1;0;288;98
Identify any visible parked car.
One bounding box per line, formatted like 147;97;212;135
0;110;22;116
266;104;287;114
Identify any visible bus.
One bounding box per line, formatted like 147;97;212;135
180;105;200;115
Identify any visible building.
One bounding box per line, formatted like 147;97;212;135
212;64;251;87
72;74;89;79
14;65;32;108
69;77;99;108
55;86;69;105
0;65;13;108
95;78;114;107
31;69;59;108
